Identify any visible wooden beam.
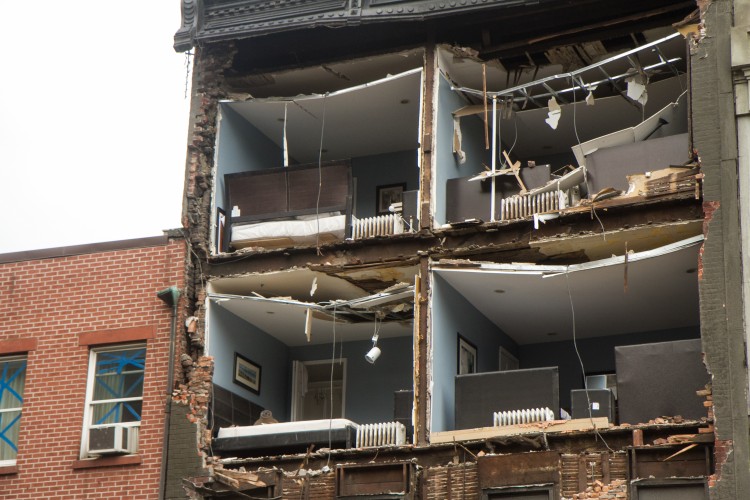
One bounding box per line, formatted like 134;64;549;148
430;418;609;444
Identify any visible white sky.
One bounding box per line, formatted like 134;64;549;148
0;3;191;254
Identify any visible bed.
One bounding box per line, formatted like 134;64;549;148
213;418;358;456
223;161;353;250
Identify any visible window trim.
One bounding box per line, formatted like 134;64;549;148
0;354;27;467
481;484;555;500
79;343;146;459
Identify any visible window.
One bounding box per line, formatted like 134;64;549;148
81;345;146;457
0;356;27;465
483;486;554;500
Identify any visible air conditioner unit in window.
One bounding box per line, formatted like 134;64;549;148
88;425;138;455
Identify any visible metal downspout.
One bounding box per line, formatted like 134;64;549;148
157;286;180;500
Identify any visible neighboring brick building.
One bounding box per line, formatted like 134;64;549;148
0;234;187;500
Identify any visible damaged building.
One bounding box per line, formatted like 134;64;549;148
170;1;749;499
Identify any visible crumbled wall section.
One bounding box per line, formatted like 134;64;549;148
691;0;750;498
0;238;186;500
183;42;236;257
423;462;479;499
561;453;628;498
281;473;336;499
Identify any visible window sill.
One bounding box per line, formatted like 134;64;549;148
72;455;141;470
0;465;18;476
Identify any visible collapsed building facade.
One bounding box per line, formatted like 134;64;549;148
171;1;750;499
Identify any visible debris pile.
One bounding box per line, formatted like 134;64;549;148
565;479;627;499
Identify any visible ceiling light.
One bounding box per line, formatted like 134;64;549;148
365;345;381;364
366;327;380;364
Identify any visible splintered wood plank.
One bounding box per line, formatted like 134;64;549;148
430;418;609;444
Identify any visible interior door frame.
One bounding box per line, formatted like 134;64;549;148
291;359;347;421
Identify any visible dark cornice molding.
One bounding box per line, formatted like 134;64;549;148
173;0;539;52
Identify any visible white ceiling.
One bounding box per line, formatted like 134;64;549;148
209;268;415;346
243;49;425;98
495;76;687;159
209;269;367;302
434;238;701;345
228;69;422;164
214;296;413;347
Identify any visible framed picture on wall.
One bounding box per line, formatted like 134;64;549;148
216;207;226;254
457;334;477;375
376;183;406;215
234;352;261;395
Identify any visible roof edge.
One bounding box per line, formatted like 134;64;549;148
0;231;184;265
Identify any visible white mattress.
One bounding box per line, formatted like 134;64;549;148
232;214;346;245
217;418;357;438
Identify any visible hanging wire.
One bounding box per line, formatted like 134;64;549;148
183;51;193;99
565;269;614;453
326;302;337;468
316;94;329;256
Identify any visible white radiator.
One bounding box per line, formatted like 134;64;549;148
493;407;555;427
500;191;562;221
352;214;404;239
355;421;407;448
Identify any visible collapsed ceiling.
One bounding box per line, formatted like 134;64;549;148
433;236;701;345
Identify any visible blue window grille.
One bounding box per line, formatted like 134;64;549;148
0;357;26;463
90;347;146;427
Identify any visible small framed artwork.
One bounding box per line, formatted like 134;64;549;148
234;353;261;395
376;183;407;215
457;334;477;375
216;207;226;254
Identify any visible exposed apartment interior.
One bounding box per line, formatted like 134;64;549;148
174;0;741;497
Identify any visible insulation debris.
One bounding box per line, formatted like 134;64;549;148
545;96;562;129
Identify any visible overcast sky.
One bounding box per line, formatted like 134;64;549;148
0;3;190;254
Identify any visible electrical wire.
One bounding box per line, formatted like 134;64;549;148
565;269;614;453
316;94;329;256
183;51;193;99
326;302;337;468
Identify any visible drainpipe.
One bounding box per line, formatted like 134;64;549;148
157;286;180;500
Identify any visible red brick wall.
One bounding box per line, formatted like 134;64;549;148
0;238;186;500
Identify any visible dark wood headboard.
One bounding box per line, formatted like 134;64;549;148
223;160;352;250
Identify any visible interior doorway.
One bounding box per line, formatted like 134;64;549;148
291;359;346;421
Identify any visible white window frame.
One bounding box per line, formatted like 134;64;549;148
0;354;27;466
80;343;146;459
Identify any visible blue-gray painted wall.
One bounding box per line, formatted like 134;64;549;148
519;326;701;410
352;150;419;218
208;305;290;419
215;104;285;210
208;303;412;423
435;74;491;225
430;274;518;432
289;335;413;424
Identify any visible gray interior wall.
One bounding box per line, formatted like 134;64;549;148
518;326;700;410
215;104;285;209
288;335;413;424
430;274;518;432
435;74;490;225
352;150;419;217
208;305;290;419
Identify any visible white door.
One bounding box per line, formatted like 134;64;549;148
291;359;346;421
